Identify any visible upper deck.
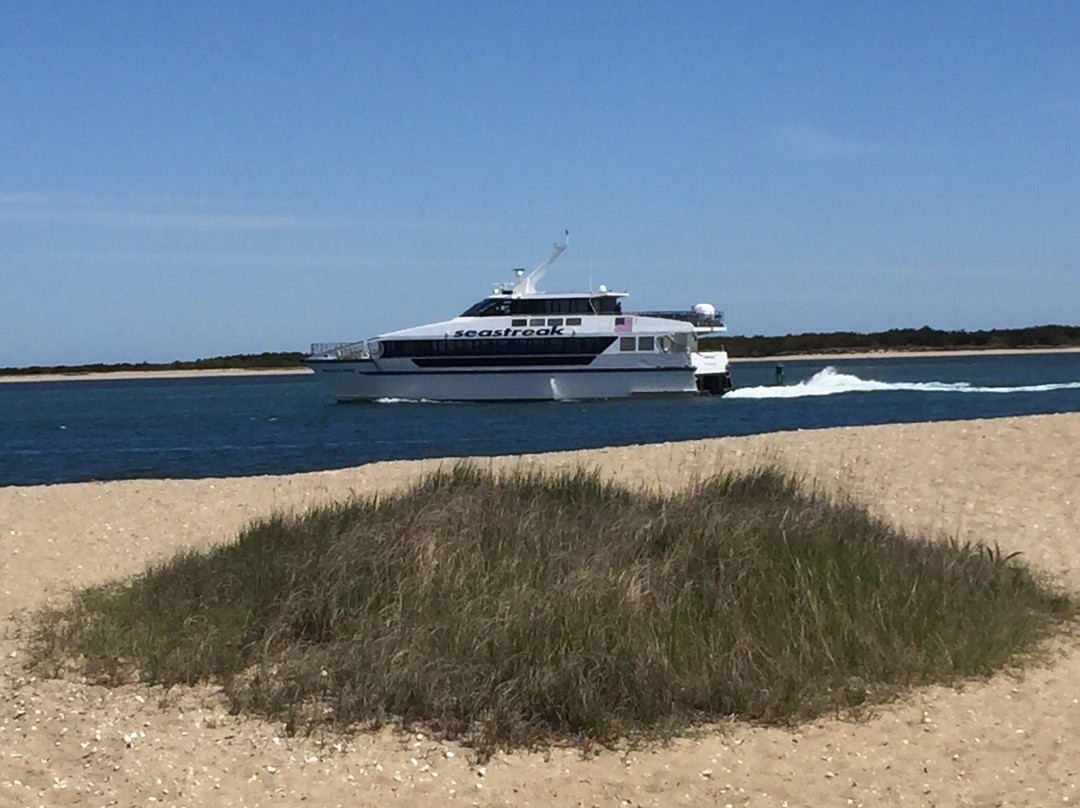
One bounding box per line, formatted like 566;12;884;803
461;292;626;317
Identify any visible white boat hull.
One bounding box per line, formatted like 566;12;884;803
307;360;701;401
306;235;732;402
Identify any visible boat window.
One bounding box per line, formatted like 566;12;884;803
378;336;618;359
508;297;596;315
592;296;622;315
619;337;636;352
567;317;582;326
529;318;545;326
461;298;513;317
544;298;581;315
512;318;527;326
547;318;563;326
638;336;654;352
508;299;536;315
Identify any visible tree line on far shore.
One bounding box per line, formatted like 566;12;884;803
4;324;1079;375
0;351;307;377
706;324;1080;358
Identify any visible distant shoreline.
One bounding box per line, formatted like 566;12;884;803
729;346;1080;363
0;367;315;384
2;346;1079;383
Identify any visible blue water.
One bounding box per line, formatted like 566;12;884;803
2;353;1079;486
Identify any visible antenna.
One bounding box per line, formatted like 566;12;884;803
512;230;569;295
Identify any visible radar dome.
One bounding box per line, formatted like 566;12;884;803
692;302;716;318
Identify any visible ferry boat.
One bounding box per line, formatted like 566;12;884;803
306;236;731;401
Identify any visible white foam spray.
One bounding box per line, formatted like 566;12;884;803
726;366;1080;400
549;377;565;401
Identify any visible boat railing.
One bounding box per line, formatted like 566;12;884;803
308;341;371;360
630;310;725;330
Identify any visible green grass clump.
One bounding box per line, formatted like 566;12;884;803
29;464;1073;756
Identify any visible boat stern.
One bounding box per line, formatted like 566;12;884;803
692;349;732;395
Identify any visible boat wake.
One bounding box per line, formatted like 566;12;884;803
374;397;442;404
727;367;1080;400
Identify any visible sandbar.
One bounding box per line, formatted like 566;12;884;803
2;414;1079;806
0;367;314;384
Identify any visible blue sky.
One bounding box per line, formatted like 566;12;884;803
3;1;1078;366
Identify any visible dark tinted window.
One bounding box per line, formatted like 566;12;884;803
460;298;513;317
595;296;622;314
380;337;615;358
462;295;622;317
509;298;595;315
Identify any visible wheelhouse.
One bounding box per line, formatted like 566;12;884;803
460;293;626;317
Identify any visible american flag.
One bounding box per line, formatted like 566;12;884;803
614;316;633;333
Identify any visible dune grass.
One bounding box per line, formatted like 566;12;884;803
29;464;1073;756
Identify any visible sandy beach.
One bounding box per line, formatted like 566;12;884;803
0;367;314;384
2;414;1079;806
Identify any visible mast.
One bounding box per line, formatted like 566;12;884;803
512;230;569;295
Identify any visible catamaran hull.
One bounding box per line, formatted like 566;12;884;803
307;360;706;402
305;235;732;402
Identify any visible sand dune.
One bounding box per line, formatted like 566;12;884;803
3;413;1079;807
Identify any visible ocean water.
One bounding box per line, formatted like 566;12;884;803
2;352;1079;487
